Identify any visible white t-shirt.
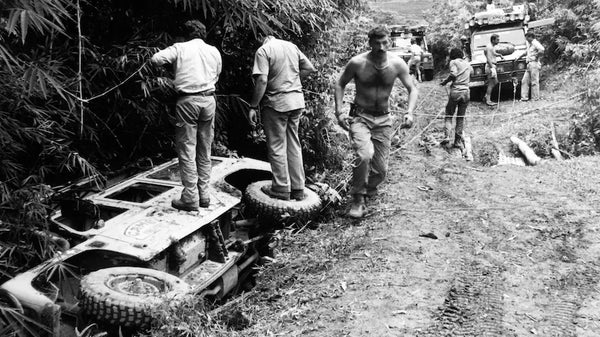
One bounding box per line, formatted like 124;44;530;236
152;39;222;94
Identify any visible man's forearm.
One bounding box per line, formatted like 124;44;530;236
249;77;267;107
406;88;418;114
334;84;345;115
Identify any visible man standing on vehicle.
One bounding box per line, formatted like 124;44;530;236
248;34;316;201
334;26;418;219
484;33;504;106
408;39;423;82
151;20;222;211
441;48;472;152
520;31;545;101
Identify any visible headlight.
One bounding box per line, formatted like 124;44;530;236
422;57;428;62
517;62;525;70
497;65;504;72
474;67;483;75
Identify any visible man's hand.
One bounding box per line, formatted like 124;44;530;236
336;113;351;131
402;113;414;129
248;108;259;128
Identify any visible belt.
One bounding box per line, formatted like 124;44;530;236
178;90;215;97
350;103;389;117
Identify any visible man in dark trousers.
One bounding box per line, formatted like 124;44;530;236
151;20;222;211
334;26;418;219
248;35;316;201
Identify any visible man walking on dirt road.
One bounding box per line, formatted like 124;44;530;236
441;48;472;152
151;20;222;211
334;26;418;219
520;31;545;101
248;35;316;201
484;33;504;106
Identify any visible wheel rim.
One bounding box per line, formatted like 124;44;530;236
106;274;169;296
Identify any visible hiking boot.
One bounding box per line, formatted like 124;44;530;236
199;196;210;208
261;185;290;201
454;138;465;152
198;189;210;208
290;189;306;201
172;198;199;212
347;195;367;219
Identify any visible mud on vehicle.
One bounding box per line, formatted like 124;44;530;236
388;24;434;81
0;157;323;336
463;3;554;94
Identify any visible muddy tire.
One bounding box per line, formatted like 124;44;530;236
80;267;190;328
243;180;322;226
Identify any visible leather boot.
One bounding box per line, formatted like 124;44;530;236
347;194;367;219
172;198;199;212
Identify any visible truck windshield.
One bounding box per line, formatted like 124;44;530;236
390;36;411;50
472;29;526;50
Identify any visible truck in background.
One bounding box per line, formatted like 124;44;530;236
389;24;435;81
463;3;554;93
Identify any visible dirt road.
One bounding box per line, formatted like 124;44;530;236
225;72;600;337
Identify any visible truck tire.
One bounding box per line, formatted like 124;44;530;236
80;267;190;328
243;180;322;226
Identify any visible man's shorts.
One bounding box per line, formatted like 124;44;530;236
485;65;497;80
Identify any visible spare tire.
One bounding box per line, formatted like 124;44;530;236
496;42;515;56
80;267;190;328
243;180;322;226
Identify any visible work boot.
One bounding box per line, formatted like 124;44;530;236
290;189;306;201
347;194;367;219
172;198;199;212
261;185;290;201
198;189;210;208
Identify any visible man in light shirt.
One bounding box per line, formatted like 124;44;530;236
441;48;473;153
520;31;545;101
248;35;316;201
408;39;424;82
151;20;222;211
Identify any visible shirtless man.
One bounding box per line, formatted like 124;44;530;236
484;33;504;106
334;26;418;218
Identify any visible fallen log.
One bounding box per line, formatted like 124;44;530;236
463;135;474;162
510;136;541;166
550;122;564;160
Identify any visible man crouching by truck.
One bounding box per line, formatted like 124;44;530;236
334;26;418;219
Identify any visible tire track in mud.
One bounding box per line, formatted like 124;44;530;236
417;257;505;337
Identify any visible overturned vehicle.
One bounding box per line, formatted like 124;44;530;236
0;157;325;336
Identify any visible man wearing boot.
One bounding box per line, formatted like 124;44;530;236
520;31;545;101
151;20;222;211
248;34;316;201
440;48;472;152
334;26;418;219
484;34;504;106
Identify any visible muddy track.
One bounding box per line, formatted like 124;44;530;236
418;258;505;337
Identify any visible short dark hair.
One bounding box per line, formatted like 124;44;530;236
368;26;389;41
184;20;206;39
525;31;535;38
449;48;464;60
490;34;499;42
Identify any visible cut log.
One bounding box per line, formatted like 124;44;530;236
550;122;564;160
463;135;474;162
510;136;541;166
